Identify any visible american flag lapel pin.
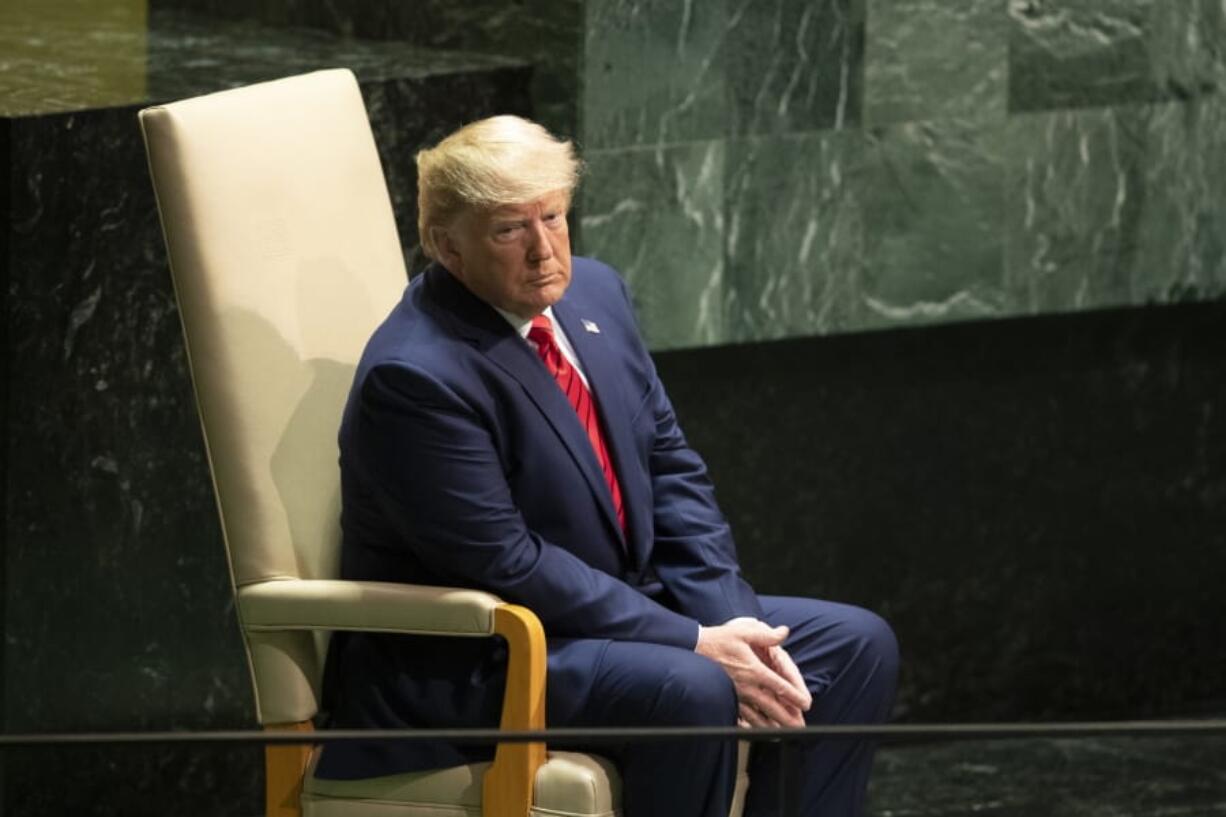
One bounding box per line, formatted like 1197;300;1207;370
582;319;601;334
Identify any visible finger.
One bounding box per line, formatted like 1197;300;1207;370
731;652;810;715
743;685;805;728
747;659;810;713
770;646;812;710
740;622;790;648
738;702;771;728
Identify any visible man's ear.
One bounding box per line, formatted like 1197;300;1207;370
432;226;463;276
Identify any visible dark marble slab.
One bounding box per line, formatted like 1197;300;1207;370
723;130;866;341
1005;95;1226;313
149;0;581;140
0;113;9;808
864;0;1006;126
3;104;258;817
4;744;262;817
579;0;1226;346
584;0;863;148
1009;0;1226;113
654;300;1226;723
579;141;726;349
869;733;1226;816
720;119;1013;345
5;104;238;734
725;0;865;136
582;0;730;150
0;8;525;117
858;118;1007;329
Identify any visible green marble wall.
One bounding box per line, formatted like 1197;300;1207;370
577;0;1226;349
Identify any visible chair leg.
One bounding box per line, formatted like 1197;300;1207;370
265;721;314;817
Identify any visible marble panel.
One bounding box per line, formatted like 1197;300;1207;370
723;131;866;341
0;115;8;806
144;12;526;108
1005;97;1226;314
0;8;526;117
725;0;865;136
4;107;253;738
4;745;262;817
1130;96;1226;300
0;0;148;116
869;735;1226;816
579;142;724;349
149;0;581;139
583;0;728;149
858;119;1008;329
863;0;1007;126
1009;0;1226;113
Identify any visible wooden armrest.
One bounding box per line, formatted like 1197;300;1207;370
483;604;547;817
252;585;546;817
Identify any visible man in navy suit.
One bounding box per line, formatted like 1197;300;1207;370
320;115;898;816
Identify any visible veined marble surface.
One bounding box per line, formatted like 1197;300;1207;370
583;0;730;149
865;0;1007;126
725;0;865;136
723;130;865;340
580;0;1226;349
0;8;522;116
583;0;863;150
1009;0;1226;112
147;0;581;139
1006;94;1226;313
581;140;726;350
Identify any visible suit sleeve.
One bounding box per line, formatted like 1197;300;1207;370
350;360;701;649
612;278;766;626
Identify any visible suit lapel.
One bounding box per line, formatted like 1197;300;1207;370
423;267;625;545
553;299;645;564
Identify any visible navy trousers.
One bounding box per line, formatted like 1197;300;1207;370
549;597;898;817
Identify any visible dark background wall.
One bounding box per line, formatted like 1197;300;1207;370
657;303;1226;722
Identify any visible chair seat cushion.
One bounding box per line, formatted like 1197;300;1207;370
302;749;621;817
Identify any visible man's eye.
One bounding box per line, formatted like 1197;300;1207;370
494;224;521;238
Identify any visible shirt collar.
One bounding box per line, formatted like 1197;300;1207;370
495;306;556;340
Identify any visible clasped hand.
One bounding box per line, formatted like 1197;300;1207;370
695;617;812;728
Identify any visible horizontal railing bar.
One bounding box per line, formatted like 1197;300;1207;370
1;720;1224;748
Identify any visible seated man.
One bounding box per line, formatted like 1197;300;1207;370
318;114;898;817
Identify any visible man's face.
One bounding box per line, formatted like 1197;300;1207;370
437;191;573;318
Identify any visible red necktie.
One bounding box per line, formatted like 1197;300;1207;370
528;315;626;532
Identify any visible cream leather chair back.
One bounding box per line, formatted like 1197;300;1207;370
140;69;407;724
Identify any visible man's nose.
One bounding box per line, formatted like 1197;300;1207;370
526;220;554;261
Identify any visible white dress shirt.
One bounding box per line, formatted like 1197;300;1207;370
496;306;592;389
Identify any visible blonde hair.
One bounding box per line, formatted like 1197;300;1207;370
416;115;583;260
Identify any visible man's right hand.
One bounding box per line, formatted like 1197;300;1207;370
695;617;812;728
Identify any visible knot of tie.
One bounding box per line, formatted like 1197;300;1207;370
528;314;554;346
528;315;562;375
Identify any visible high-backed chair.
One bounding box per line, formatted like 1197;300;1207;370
140;67;750;817
137;68;629;817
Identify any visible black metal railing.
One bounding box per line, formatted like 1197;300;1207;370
3;719;1225;816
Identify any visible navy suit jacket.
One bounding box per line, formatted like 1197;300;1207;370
318;257;763;778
